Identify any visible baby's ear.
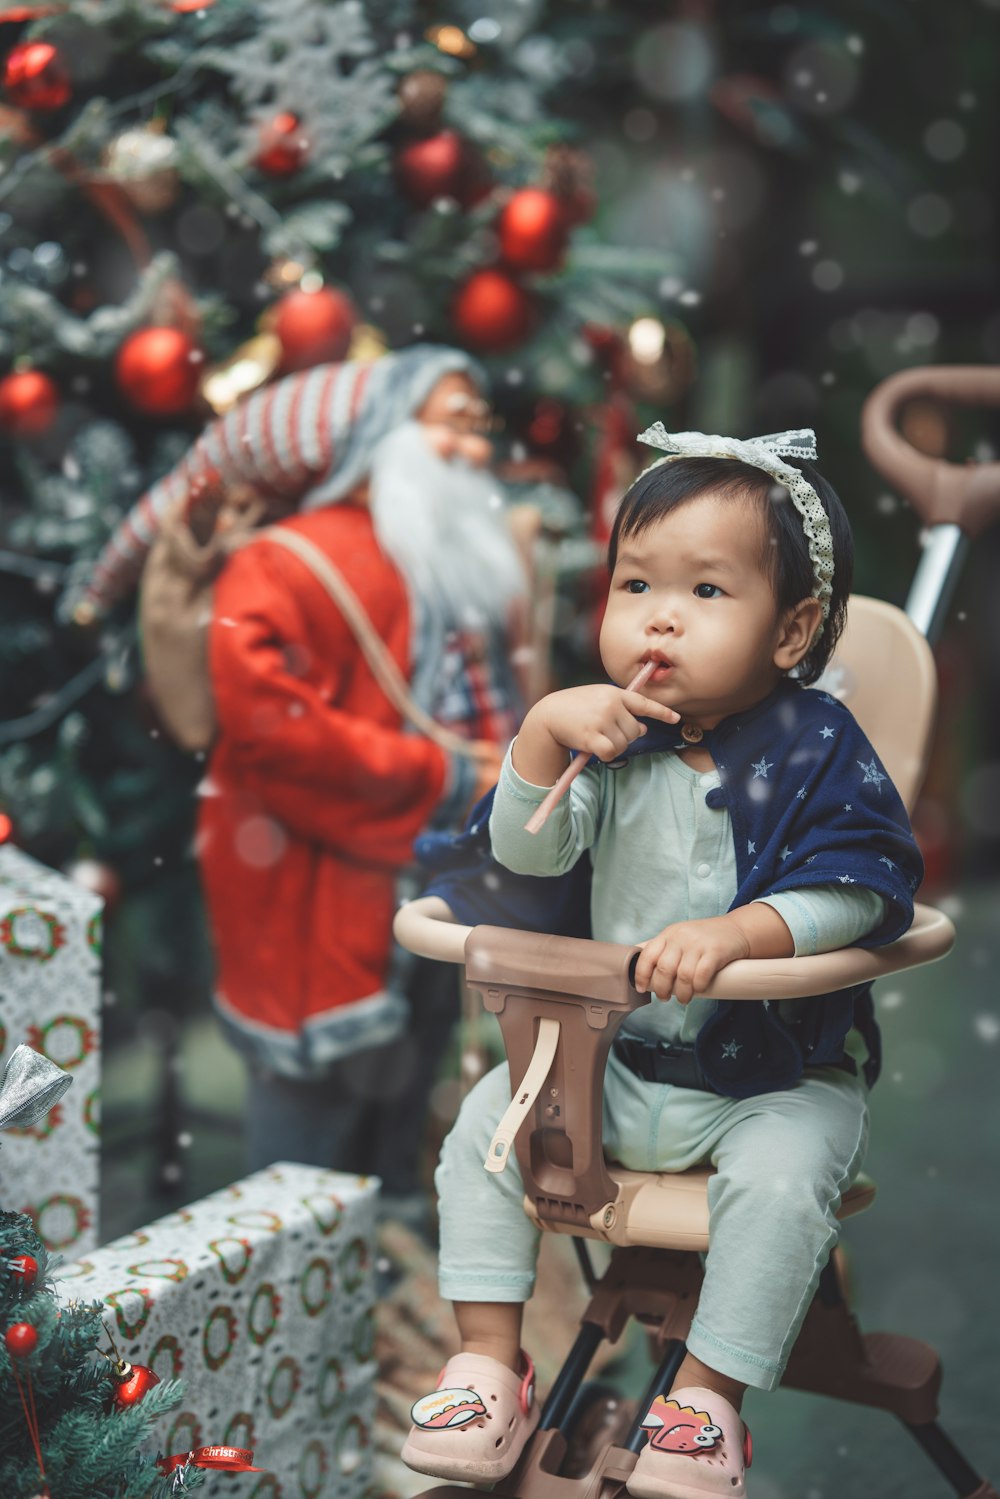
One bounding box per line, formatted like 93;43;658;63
774;597;823;669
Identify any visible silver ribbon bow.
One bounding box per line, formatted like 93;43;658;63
0;1044;73;1135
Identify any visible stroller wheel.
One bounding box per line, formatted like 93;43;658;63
560;1382;639;1479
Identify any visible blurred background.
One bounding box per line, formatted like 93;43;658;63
1;2;998;1494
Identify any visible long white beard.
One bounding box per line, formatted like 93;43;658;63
368;420;526;630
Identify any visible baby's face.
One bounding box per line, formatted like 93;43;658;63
600;491;788;729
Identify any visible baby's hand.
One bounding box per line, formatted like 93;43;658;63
633;915;751;1004
537;683;678;761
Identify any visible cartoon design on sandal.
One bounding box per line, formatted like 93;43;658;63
639;1395;724;1454
410;1386;488;1431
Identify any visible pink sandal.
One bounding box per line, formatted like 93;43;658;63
626;1385;752;1499
401;1349;539;1484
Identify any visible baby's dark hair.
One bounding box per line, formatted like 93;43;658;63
607;455;852;685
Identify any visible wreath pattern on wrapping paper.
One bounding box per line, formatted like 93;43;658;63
352;1306;375;1363
104;1286;154;1340
148;1333;184;1382
266;1355;302;1419
317;1357;345;1418
27;1194;92;1251
298;1438;328;1499
1;906;66;961
247;1282;281;1346
87;910;102;955
203;1305;238;1371
209;1236;254;1284
166;1411;203;1457
25;1015;96;1069
84;1089;100;1137
126;1257;188;1284
299;1256;333;1317
338;1235;369;1294
302;1192;343;1237
225;1410;256;1452
336;1412;370;1477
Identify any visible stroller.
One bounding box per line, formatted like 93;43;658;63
393;366;1000;1499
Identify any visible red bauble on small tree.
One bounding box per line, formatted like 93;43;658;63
0;369;60;437
2;40;71;111
498;188;568;273
395;129;489;208
254;111;310;178
452;269;534;353
272;285;356;371
115;327;204;417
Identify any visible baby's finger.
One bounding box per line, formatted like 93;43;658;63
623;691;682;724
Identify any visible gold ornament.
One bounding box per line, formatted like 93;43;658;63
264;257;310;289
345;323;389;363
101;122;180;215
199;332;282;414
622;318;697;406
425;24;476;59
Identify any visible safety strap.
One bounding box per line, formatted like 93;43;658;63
484;1017;560;1175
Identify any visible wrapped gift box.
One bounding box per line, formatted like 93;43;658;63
0;843;102;1254
57;1163;378;1499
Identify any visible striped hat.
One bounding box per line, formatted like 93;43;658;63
72;343;484;620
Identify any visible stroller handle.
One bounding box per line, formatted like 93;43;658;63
393;896;955;999
862;365;1000;539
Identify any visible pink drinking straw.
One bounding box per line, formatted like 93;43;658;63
524;660;658;834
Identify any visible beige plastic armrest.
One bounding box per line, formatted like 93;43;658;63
393;895;471;963
393;897;955;994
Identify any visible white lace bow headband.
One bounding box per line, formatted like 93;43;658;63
637;424;834;631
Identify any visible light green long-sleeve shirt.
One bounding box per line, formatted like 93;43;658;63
490;743;886;1045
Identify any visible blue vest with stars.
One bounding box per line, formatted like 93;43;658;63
416;680;923;1098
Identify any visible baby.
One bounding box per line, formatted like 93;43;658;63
402;427;921;1498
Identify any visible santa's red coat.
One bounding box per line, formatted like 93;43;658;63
198;503;451;1072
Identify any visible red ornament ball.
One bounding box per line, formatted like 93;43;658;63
498;188;568;273
9;1254;39;1290
112;1360;160;1409
115;327;204;416
3;41;71;112
273;286;356;372
0;369;60;438
395;129;489;209
5;1321;38;1358
452;269;534;353
255;111;309;178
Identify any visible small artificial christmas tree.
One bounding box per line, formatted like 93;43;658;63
0;1209;200;1499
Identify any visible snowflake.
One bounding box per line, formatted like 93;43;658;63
857;757;887;791
838;874;856;884
796;786;807;800
751;756;774;779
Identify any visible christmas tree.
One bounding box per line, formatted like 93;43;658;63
0;1209;199;1498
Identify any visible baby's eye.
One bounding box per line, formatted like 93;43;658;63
694;583;723;599
625;579;649;594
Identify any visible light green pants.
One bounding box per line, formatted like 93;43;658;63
435;1053;869;1391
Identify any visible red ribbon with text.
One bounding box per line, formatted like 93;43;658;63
157;1445;264;1474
